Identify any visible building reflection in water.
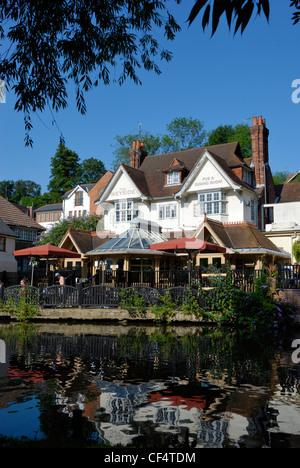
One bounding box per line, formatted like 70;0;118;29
0;324;300;448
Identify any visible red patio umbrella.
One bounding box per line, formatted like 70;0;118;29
14;244;81;285
14;243;81;258
150;237;226;253
150;237;226;284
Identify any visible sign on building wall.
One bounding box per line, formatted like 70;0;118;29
187;159;229;193
106;173;138;201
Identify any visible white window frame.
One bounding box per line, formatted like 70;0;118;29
198;191;228;216
166;171;180;185
158;204;177;219
115;200;137;223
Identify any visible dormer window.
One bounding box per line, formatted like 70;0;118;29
167;171;180;185
242;169;253;186
163;158;187;186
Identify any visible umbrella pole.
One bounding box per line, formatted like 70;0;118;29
31;262;34;286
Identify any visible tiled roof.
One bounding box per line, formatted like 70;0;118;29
60;229;116;254
0;195;43;230
35;203;63;212
274;182;300;203
120;142;254;198
201;218;282;252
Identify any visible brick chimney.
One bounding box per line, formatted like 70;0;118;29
250;115;269;187
250;116;276;228
129;140;147;169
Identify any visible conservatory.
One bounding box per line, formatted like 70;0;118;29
85;218;176;286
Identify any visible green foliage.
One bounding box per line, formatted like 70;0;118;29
48;141;81;197
78;157;106;184
205;123;252;158
112;117;206;169
150;290;177;323
112;132;161;169
273;170;290;185
0;0;181;146
35;214;101;246
202;272;295;335
0;179;41;203
111;117;253;169
1;287;39;322
161;116;206;153
291;173;300;183
181;288;202;316
0;146;106;207
293;240;300;262
119;289;147;318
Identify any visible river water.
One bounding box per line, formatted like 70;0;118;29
0;321;299;449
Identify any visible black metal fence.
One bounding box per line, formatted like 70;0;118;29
1;265;298;311
1;284;217;310
92;267;263;291
277;264;300;289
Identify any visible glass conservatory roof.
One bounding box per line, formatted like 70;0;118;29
86;218;170;255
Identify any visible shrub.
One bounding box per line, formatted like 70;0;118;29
1;287;39;322
118;289;147;318
202;272;295;334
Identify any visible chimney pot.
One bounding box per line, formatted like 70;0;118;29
129;139;148;169
253;116;258;126
258;116;263;125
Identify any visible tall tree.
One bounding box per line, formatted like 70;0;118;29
78;158;106;184
272;171;290;185
111;117;206;168
161;116;206;153
205;123;251;158
48;141;81;197
0;180;15;199
12;179;41;203
112;132;161;169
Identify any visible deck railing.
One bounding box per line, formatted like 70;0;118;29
2;284;218;310
1;265;298;310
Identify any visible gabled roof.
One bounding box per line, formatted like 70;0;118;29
284;170;300;184
274;182;300;203
194;217;289;257
0;195;43;230
0;217;16;237
59;229;116;254
62;184;95;199
110;142;254;200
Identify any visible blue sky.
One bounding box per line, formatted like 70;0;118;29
1;1;300;193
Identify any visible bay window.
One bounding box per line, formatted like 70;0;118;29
115;201;137;222
198;191;227;216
